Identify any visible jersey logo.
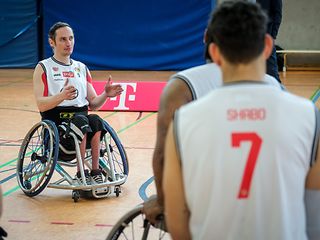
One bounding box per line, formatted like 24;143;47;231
74;67;81;77
62;71;75;78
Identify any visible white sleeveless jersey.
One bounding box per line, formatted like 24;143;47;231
174;82;317;240
170;63;283;100
39;57;90;107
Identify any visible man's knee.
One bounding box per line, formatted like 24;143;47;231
87;114;105;133
59;115;91;143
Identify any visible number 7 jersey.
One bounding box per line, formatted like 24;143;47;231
174;81;318;240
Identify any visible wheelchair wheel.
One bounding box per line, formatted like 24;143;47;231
100;121;129;182
106;204;168;240
17;120;59;197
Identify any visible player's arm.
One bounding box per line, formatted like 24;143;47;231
153;79;193;204
163;121;191;240
33;64;76;112
143;78;192;223
87;72;123;110
305;137;320;239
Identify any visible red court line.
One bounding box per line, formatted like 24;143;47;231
8;219;114;227
94;224;113;227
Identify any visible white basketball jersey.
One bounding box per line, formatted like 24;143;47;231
170;63;283;100
175;82;317;240
39;57;90;107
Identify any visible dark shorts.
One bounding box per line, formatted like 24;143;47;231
58;114;107;161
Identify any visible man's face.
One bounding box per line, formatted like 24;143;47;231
50;26;74;57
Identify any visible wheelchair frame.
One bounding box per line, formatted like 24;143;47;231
106;204;168;240
16;119;128;202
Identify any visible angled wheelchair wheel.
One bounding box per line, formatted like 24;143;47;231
17;120;59;197
106;204;168;240
100;121;129;183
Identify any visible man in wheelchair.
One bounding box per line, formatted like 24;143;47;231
32;22;123;185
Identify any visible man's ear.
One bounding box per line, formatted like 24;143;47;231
209;43;222;66
263;34;273;59
48;38;55;49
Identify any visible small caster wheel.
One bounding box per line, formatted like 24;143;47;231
24;180;32;190
115;173;120;180
72;190;80;202
114;186;121;197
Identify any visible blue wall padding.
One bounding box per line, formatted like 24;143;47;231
43;0;212;70
0;0;39;68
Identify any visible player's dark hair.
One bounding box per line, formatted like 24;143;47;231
48;22;72;41
206;0;268;64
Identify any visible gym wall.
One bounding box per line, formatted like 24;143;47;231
277;0;320;50
0;0;213;70
0;0;39;68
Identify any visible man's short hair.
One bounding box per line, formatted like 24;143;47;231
48;22;72;41
206;0;268;64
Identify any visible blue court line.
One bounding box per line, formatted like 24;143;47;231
0;173;16;185
138;176;154;201
311;89;320;103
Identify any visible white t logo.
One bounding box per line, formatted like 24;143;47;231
110;83;137;110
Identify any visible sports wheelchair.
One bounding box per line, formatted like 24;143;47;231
16;119;128;202
106;203;169;240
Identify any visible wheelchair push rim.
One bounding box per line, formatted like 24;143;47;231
106;204;168;240
100;121;129;184
16;120;59;197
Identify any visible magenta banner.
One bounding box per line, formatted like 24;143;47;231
92;81;166;111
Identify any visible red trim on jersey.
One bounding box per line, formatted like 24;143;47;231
86;69;92;83
42;72;48;96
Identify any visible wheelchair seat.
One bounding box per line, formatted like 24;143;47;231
16;119;129;202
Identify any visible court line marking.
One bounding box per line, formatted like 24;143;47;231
6;219;114;227
8;220;31;223
138;176;154;201
310;87;320;103
50;222;74;225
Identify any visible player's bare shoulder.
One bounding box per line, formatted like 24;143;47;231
160;77;193;110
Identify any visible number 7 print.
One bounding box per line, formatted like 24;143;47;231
231;132;262;199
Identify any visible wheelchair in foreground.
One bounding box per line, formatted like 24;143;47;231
106;204;169;240
16;119;128;202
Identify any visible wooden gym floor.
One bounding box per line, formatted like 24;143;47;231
0;69;320;239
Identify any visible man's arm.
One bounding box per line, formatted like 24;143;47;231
33;64;76;112
143;78;192;223
86;74;123;110
163;122;191;240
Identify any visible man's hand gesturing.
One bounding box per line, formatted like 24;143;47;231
61;78;77;100
104;75;123;97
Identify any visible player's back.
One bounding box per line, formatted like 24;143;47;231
175;81;316;240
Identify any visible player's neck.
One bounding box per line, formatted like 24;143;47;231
53;54;71;65
222;58;265;83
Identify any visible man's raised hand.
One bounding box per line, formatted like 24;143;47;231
104;75;123;97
